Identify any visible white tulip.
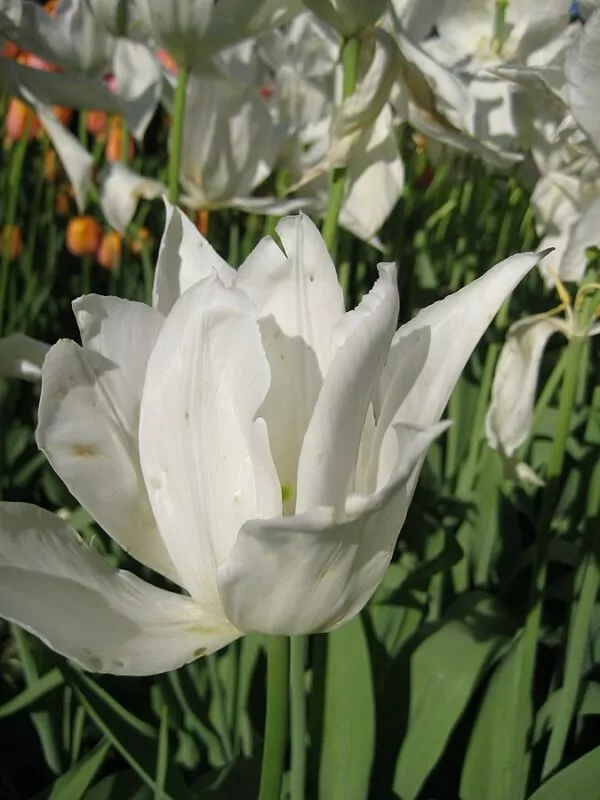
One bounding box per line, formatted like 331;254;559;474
137;0;301;69
0;208;542;675
13;0;116;76
179;74;305;215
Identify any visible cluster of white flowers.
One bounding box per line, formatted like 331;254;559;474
0;0;595;243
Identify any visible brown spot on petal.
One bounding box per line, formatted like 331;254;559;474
70;443;99;458
193;647;206;659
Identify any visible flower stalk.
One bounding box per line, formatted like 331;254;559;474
258;636;290;800
168;66;189;205
493;0;510;53
289;635;309;800
514;326;588;785
321;35;361;257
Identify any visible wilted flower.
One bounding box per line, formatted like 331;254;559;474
100;162;166;233
0;207;541;675
486;278;600;483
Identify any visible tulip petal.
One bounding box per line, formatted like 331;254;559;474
139;273;281;611
37;296;178;583
296;263;399;513
152;201;235;315
485;314;565;456
179;74;286;207
235;214;346;511
236;213;345;373
561;196;600;284
373;251;544;485
113;39;162;141
340;106;405;242
0;503;238;675
218;423;445;635
566;10;600;156
100;163;165;233
0;59;121;113
23;90;93;213
0;334;49;381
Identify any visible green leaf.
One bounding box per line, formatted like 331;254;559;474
83;771;152;800
62;666;190;800
394;592;511;800
460;635;531;800
534;681;600;746
319;615;375;800
0;667;63;718
528;745;600;800
32;739;111;800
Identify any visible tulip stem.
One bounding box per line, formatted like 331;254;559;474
289;635;308;800
168;66;189;205
258;636;290;800
321;35;360;259
515;334;586;785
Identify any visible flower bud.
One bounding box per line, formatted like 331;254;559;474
96;231;122;270
66;216;102;257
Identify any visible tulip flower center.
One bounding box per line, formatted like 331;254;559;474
281;482;294;508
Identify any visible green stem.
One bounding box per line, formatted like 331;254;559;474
258;636;290;800
207;654;233;762
516;335;586;792
321;35;360;259
456;298;510;498
542;368;600;777
542;476;600;776
289;635;308;800
168;66;189;205
0;128;29;334
530;348;569;435
493;0;509;53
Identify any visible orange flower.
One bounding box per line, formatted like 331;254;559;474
86;110;108;140
4;98;40;144
196;209;209;237
0;225;23;261
129;226;153;255
105;117;134;163
52;106;73;128
96;231;122;271
157;49;178;76
43;0;60;15
66;216;102;257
